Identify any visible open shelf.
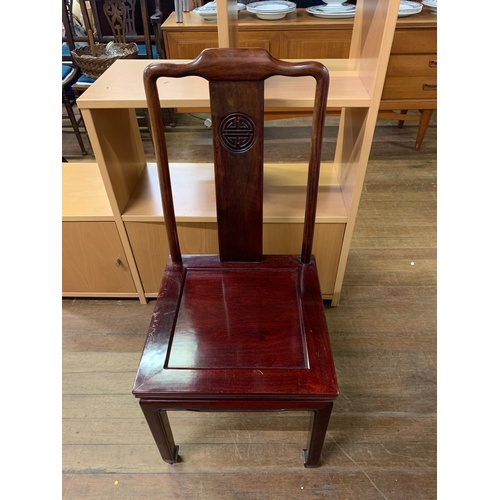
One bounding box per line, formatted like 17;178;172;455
122;162;348;223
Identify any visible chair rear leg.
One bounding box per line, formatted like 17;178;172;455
63;98;87;155
303;402;333;468
139;400;179;464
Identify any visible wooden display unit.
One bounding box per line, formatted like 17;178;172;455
66;0;401;305
162;8;437;150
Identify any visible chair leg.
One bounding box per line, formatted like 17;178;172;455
303;402;333;468
63;98;87;155
140;400;179;464
166;108;177;127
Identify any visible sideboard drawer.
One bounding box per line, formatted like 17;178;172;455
391;29;437;54
382;76;437;100
386;54;437;77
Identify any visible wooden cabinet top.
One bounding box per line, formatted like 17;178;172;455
63;162;114;221
76;58;373;109
161;9;437;32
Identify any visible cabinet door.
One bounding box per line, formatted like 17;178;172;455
62;222;136;294
238;31;281;57
166;31;218;59
166;30;281;59
280;30;352;59
125;221;345;297
263;223;345;296
125;221;219;294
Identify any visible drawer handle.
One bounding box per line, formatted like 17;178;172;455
429;60;437;68
115;259;122;268
423;83;437;91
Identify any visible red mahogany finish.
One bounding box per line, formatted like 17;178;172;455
133;48;338;467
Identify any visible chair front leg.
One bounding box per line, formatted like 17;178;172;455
303;401;333;468
139;400;179;464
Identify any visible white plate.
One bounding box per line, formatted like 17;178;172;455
398;1;423;16
257;12;289;19
400;1;423;9
422;0;437;13
193;2;246;21
306;6;356;18
315;4;355;12
246;0;296;19
246;1;296;12
250;3;290;12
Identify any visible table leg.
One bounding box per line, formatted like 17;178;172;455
415;109;434;151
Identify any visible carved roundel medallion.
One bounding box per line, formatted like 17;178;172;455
219;113;256;153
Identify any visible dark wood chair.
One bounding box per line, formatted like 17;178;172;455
62;64;88;156
62;0;77;62
63;0;167;91
132;48;338;468
88;0;165;59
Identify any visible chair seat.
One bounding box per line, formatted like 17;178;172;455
133;254;338;400
62;65;76;85
76;74;96;85
137;43;158;58
71;74;96;95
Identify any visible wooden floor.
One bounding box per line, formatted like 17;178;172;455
62;110;437;499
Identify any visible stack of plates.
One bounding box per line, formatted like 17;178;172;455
193;1;246;21
422;0;437;14
398;0;423;17
306;2;356;19
246;1;296;20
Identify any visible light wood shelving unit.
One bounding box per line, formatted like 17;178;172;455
162;9;437;149
65;0;400;305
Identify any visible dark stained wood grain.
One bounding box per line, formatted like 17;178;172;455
135;48;336;468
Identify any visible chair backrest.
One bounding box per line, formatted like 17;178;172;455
144;48;329;265
62;0;85;60
88;0;164;58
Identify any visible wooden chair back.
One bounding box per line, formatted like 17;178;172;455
144;48;329;264
62;0;85;60
73;0;165;58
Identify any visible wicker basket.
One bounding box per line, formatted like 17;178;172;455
71;42;138;80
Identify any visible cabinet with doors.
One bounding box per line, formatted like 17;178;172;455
65;0;401;305
62;162;137;297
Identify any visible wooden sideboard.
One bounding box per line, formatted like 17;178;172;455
162;8;437;150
